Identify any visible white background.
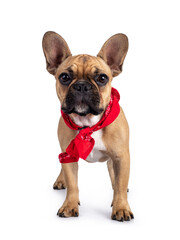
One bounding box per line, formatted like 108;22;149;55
0;0;180;239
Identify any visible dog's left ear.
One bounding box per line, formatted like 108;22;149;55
42;31;72;75
97;34;128;77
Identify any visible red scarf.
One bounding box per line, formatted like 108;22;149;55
59;88;120;164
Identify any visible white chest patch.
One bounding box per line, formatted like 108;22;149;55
86;129;106;163
71;114;108;162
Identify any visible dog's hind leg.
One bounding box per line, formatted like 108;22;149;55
53;168;67;190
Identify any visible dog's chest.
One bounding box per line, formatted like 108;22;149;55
72;115;107;162
86;130;106;163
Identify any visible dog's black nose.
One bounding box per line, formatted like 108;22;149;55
73;82;92;93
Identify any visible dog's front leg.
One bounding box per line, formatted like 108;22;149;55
111;150;134;221
57;162;79;217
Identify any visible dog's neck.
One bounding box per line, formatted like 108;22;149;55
69;114;102;127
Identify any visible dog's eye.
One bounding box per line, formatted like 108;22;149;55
59;73;71;85
95;74;109;86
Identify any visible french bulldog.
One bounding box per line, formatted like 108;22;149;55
42;31;134;221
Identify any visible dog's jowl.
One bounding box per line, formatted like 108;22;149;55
42;31;134;221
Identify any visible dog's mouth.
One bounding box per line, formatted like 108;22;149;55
61;87;104;116
62;101;104;116
62;104;103;116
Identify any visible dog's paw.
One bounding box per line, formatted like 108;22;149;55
111;203;134;222
111;209;134;221
57;201;79;217
53;180;66;190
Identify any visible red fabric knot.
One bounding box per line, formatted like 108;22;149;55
58;87;120;164
79;132;92;141
59;152;78;163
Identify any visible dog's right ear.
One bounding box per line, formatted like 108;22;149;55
97;34;128;77
42;31;72;75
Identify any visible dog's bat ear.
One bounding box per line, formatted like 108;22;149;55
97;34;128;77
42;31;72;75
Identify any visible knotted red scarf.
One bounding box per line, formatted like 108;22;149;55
59;88;120;164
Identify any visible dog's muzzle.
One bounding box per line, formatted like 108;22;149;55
61;81;103;116
72;81;92;93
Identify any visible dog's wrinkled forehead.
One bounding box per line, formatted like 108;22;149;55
55;54;112;81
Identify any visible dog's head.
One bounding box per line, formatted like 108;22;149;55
42;32;128;117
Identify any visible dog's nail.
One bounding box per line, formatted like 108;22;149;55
126;216;130;221
112;215;116;220
130;214;134;219
78;202;80;206
53;186;58;190
59;212;65;217
74;212;78;217
127;188;129;192
119;217;124;222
